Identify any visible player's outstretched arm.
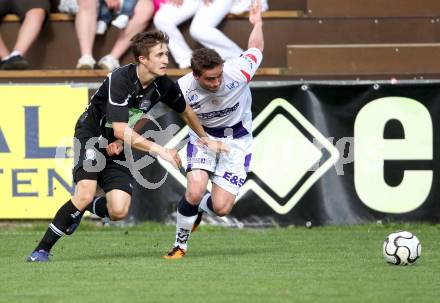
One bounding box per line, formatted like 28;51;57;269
112;122;182;168
179;105;230;154
248;0;264;52
107;117;151;156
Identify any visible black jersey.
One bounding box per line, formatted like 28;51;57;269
75;63;186;142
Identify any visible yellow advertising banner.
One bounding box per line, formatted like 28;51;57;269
0;85;88;218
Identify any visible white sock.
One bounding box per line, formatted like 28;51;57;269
174;211;198;251
2;50;22;61
198;193;216;216
111;14;129;29
96;20;108;35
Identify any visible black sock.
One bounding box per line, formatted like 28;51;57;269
206;196;214;213
85;196;109;218
35;200;81;252
177;196;199;217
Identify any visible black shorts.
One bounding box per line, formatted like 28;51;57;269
0;0;50;20
73;138;134;196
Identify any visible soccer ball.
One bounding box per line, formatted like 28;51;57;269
383;231;421;265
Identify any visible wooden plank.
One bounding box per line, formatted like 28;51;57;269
228;10;304;19
2;11;303;22
2;17;439;69
287;44;440;75
0;67;285;79
264;0;305;11
307;0;440;17
3;13;74;22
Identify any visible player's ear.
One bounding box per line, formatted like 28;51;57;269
138;55;148;65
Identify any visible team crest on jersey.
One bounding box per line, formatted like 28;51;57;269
226;81;240;90
189;93;198;102
139;99;151;111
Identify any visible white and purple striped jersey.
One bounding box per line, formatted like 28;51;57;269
177;48;263;139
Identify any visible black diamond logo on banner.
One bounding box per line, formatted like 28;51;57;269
158;98;339;214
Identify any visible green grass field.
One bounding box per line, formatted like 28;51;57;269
0;222;439;303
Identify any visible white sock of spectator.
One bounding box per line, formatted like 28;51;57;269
96;20;108;35
111;15;129;29
2;51;23;61
76;54;96;69
58;0;79;14
98;55;120;71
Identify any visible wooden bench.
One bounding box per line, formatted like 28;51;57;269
287;43;440;76
2;0;440;79
3;16;438;69
0;10;304;69
0;67;287;83
307;0;440;18
1;10;304;22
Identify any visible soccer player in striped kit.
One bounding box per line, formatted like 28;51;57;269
164;0;264;259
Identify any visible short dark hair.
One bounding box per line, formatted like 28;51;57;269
190;48;224;76
130;30;169;62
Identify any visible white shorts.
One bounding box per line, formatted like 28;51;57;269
186;134;253;195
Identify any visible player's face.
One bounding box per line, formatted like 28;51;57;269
195;65;224;93
141;43;169;76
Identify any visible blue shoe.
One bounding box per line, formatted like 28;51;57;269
26;250;50;262
65;213;83;235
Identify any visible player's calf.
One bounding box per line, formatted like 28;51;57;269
164;196;199;259
65;211;84;235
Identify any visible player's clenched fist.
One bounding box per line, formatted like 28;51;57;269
106;140;124;156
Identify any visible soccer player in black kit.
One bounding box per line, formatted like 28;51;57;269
27;30;226;262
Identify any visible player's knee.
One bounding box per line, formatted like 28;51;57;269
108;206;128;221
213;205;231;217
75;192;95;208
185;190;204;205
214;208;229;217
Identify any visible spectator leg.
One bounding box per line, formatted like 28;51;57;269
153;0;199;68
108;0;154;60
75;0;98;57
190;0;242;60
13;8;46;56
0;34;9;59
